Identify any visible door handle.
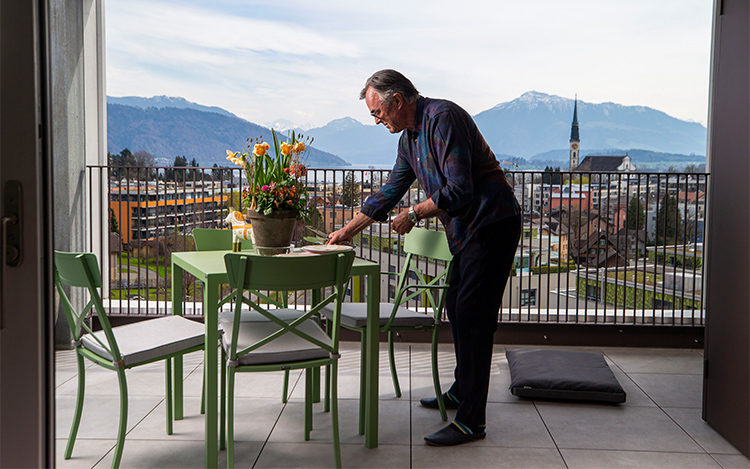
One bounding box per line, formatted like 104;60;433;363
1;180;22;330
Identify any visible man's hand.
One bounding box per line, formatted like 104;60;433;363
327;228;353;245
391;210;415;235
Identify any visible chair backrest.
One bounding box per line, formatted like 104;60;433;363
192;228;253;251
53;251;122;362
390;229;454;325
403;227;453;262
223;250;355;361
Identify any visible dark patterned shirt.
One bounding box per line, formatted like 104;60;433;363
361;96;520;253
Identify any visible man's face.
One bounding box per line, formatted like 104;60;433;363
365;87;406;134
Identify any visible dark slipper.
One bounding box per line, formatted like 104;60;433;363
424;423;486;446
420;393;461;409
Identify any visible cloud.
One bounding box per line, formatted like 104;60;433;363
105;0;713;127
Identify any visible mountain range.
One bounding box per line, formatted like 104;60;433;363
106;92;707;170
473;91;706;160
106;98;348;167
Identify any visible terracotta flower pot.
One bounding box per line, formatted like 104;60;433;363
245;209;298;254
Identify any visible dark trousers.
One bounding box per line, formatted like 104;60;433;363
445;214;522;428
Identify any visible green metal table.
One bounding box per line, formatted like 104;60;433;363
171;250;381;468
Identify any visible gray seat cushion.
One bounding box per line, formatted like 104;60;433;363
321;302;437;329
220;309;332;366
506;349;627;404
81;315;205;367
218;308;303;324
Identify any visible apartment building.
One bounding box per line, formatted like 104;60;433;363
110;181;229;245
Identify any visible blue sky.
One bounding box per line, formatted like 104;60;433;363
105;0;713;128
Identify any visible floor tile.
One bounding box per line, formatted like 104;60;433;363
604;348;703;374
537;402;704;452
663;407;742;454
411;446;566;468
56;438;114;469
268;397;410;446
628;372;703;408
713;454;750;468
56;394;164;440
255;442;409;468
560;448;722;468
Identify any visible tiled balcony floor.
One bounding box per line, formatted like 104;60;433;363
55;343;750;468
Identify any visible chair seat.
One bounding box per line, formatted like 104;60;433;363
217;308;303;324
81;315;205;367
220;309;332;366
321;302;437;329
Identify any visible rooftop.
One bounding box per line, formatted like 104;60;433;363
55;342;747;468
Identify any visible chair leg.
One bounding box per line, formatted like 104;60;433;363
64;353;86;460
431;327;447;421
324;319;332;412
220;347;226;451
227;367;236;469
166;359;173;435
324;363;331;412
388;331;402;398
282;369;290;403
200;360;206;415
313;366;321;403
304;368;313;440
330;361;342;469
112;368;129;469
357;332;367;435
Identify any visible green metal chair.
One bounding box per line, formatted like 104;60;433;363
192;228;294;403
54;251;206;469
192;227;253;251
220;250;354;469
322;228;454;430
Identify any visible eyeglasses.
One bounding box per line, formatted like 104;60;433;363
370;100;387;118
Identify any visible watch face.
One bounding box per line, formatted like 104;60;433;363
408;209;418;223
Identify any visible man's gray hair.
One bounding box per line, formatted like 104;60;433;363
360;69;420;104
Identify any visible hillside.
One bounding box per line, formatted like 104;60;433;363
303;117;400;167
106;103;349;167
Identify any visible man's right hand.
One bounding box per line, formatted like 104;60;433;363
327;228;352;245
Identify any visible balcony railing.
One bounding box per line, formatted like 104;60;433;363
87;165;708;329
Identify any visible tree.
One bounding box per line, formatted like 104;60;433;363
626;195;645;230
340;172;361;207
655;194;682;245
542;166;562;185
170;155;188;182
109;208;120;234
132;150;156;180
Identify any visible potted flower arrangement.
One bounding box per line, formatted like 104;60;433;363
226;130;312;251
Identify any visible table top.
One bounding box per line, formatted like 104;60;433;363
172;249;379;281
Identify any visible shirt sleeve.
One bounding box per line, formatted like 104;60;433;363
429;111;476;217
360;145;416;222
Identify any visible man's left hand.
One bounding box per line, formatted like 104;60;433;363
392;210;415;235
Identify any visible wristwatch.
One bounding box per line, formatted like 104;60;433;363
408;207;419;224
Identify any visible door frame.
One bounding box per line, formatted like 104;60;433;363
0;1;55;467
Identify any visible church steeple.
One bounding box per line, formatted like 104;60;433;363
570;94;580;171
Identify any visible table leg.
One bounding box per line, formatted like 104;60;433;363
204;281;220;468
364;270;380;448
172;265;184;420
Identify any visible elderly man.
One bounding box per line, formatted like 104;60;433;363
328;69;521;446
